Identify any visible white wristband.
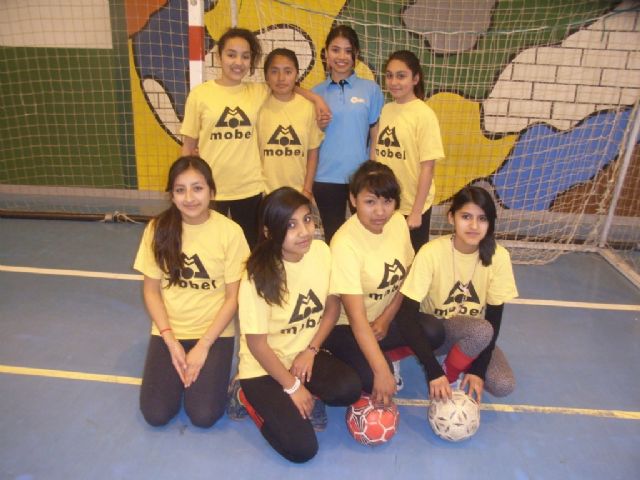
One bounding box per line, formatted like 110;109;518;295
283;377;301;395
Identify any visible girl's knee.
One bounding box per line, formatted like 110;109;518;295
419;313;445;349
186;402;225;428
140;404;178;427
475;319;494;348
282;437;318;463
487;374;515;398
325;372;363;406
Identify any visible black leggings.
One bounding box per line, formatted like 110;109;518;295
323;315;444;394
240;350;361;463
139;335;234;428
213;193;262;249
312;182;349;244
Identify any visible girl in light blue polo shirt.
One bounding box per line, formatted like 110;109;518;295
312;25;384;243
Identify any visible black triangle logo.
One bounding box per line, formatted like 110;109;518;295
377;259;406;289
289;289;323;323
180;253;210;280
215;106;251;128
377;126;401;148
267;125;302;146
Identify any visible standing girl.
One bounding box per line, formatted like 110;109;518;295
258;48;324;197
233;187;361;463
398;186;517;402
134;156;249;427
324;160;444;407
181;28;329;248
375;50;445;252
312;25;385;243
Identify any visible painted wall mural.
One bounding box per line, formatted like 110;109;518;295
2;1;634;213
126;0;639;214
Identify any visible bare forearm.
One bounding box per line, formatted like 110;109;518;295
342;294;388;374
308;294;339;350
368;124;379;160
303;148;318;195
410;160;434;215
181;136;198;156
247;335;297;389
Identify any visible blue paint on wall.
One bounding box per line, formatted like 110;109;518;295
493;109;632;211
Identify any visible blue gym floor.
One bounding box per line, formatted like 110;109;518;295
1;218;639;480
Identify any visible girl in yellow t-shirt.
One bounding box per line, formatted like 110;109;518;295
376;50;445;252
232;187;360;463
258;48;324;197
398;186;518;403
324;160;445;407
134;156;249;428
181;28;330;249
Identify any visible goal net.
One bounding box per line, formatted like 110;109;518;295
0;0;638;276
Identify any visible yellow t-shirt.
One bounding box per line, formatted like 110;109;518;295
180;81;270;200
375;99;445;215
401;235;518;319
257;93;324;193
330;212;414;326
238;240;331;379
133;210;249;339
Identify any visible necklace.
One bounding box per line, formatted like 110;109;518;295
451;235;479;315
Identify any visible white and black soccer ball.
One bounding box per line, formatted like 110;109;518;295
428;390;480;442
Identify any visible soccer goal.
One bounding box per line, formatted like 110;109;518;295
0;0;638;283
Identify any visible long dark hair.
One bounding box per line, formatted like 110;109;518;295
349;160;401;209
449;186;497;266
152;156;216;286
246;187;311;306
218;27;262;75
384;50;425;100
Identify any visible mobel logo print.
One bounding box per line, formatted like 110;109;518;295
370;259;406;300
280;289;323;335
264;125;304;157
377;126;400;148
436;281;482;317
177;254;216;290
376;126;405;160
210;106;252;140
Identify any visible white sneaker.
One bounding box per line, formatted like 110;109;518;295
392;360;404;392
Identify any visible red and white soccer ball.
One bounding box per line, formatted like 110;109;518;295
428;390;480;442
345;394;399;446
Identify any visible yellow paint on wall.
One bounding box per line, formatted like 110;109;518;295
427;92;518;203
129;41;181;191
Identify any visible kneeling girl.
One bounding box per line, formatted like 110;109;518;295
236;187;361;463
398;186;518;402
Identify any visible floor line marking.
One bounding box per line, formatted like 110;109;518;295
2;365;639;420
508;298;640;311
2;264;639;311
0;264;142;281
394;398;640;420
0;365;141;385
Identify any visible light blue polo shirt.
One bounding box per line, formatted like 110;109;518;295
312;72;384;184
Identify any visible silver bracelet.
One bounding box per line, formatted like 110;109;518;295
283;376;301;395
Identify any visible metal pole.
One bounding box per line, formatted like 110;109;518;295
598;102;640;247
230;0;238;27
188;0;205;89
